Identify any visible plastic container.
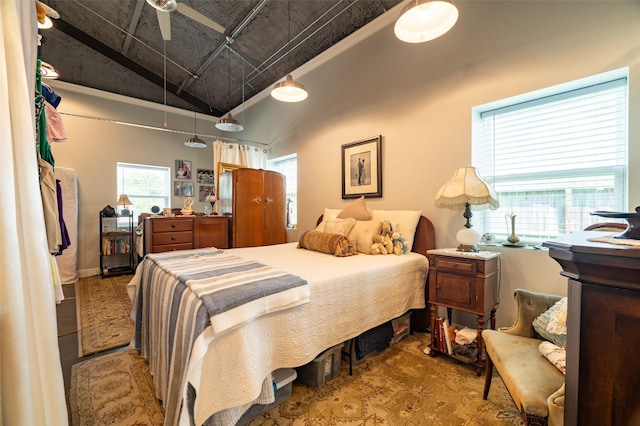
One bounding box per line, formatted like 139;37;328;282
236;368;297;425
390;312;411;345
295;343;343;389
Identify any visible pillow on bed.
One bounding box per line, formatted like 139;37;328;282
370;210;422;252
316;217;356;236
298;230;358;257
348;220;382;254
337;196;372;220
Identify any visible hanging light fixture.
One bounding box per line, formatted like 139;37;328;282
271;0;308;102
185;76;207;148
40;61;60;79
216;44;244;132
145;0;177;12
394;0;459;43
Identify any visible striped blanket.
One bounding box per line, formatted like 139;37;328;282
132;248;310;426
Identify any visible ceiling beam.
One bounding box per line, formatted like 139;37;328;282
52;18;222;116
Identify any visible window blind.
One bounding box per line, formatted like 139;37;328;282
117;162;171;215
271;156;298;227
475;77;628;240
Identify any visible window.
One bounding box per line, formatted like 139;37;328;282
116;162;171;217
473;70;628;241
269;154;297;228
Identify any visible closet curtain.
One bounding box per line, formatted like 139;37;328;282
1;1;68;424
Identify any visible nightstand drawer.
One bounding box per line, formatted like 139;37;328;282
435;257;476;274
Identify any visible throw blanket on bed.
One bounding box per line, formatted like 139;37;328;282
132;247;310;426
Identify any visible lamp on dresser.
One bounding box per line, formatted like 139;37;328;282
434;166;499;252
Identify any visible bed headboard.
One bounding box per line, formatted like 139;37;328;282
315;215;436;257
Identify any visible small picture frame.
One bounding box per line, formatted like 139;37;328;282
341;135;382;199
174;181;194;197
175;160;192;180
197;169;214;184
199;185;214;202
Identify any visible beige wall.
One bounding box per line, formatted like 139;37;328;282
51;1;640;327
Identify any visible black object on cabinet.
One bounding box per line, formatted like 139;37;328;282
99;211;134;278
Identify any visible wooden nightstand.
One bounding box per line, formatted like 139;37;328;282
427;249;500;375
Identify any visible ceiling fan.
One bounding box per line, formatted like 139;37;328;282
146;0;225;41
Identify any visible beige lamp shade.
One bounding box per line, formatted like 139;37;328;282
116;194;132;207
434;166;499;210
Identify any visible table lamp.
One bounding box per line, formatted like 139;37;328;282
434;166;499;252
116;194;132;216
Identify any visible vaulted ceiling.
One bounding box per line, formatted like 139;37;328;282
38;0;402;117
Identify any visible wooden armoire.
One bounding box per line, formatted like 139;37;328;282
219;168;287;248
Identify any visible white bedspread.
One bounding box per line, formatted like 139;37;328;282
133;243;429;426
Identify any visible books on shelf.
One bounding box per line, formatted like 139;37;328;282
443;319;454;355
102;237;131;255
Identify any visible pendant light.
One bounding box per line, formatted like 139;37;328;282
271;0;308;102
185;76;207;148
216;45;244;132
394;0;458;43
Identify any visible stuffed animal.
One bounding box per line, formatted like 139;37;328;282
392;231;408;255
379;220;394;253
370;234;388;255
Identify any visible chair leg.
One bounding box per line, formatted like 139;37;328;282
483;354;494;400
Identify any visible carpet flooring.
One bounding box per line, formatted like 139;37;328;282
70;333;522;425
76;275;134;356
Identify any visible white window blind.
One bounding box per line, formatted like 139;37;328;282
269;155;297;228
117;162;171;216
474;76;628;241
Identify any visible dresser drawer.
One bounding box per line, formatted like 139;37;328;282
151;243;193;253
434;256;476;275
152;231;193;246
152;219;193;233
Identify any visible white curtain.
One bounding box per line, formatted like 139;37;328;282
1;1;68;424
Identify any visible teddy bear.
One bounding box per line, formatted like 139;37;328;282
379;220;394;253
391;231;408;255
370;234;388;255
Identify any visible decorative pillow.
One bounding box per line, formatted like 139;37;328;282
348;220;382;254
316;217;356;237
532;297;568;347
539;341;566;375
370;210;422;252
298;231;358;257
337;196;372;220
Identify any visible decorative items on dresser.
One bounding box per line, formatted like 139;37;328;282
143;215;229;254
426;248;500;375
218;168;286;248
100;211;134;278
543;231;640;426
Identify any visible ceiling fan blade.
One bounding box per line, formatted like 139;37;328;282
156;9;171;40
176;3;225;34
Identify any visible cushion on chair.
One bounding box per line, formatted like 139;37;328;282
483;329;565;419
547;383;565;426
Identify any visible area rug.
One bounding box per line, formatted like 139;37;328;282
70;349;164;426
70;334;523;425
76;275;134;356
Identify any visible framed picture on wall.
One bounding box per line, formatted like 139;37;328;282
175;160;192;180
197;169;214;184
341;135;382;199
199;185;214;202
174;181;194;197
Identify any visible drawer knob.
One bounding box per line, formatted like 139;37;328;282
171;236;176;240
171;224;176;228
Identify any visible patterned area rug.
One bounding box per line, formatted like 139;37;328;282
70;334;523;425
70;349;164;426
76;275;134;356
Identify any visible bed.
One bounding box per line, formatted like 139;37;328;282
131;213;436;426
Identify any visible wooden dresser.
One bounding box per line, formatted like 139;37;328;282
143;215;229;254
219;168;286;248
544;232;640;426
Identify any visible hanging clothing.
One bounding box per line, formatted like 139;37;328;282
41;83;61;107
44;100;67;143
36;58;54;166
39;156;62;253
55;179;70;254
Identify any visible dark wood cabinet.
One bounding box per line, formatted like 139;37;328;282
219;168;286;248
427;249;499;375
544;231;640;426
143;215;229;254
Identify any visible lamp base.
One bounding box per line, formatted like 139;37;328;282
456;227;481;252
